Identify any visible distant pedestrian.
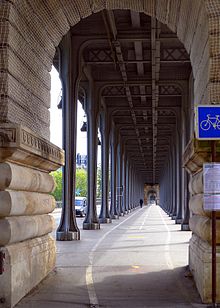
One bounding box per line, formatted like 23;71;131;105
140;199;143;208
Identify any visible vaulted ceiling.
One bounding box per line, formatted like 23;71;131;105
54;9;192;184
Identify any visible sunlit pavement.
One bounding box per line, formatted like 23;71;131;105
17;205;203;308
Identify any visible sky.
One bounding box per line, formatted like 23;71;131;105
50;66;101;162
50;66;87;155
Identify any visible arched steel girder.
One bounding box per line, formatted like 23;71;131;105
71;12;189;185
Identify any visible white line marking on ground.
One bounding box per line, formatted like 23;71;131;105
139;205;152;230
157;206;174;269
86;207;144;307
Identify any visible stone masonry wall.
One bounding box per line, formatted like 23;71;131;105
183;139;220;303
0;123;64;307
0;0;219;140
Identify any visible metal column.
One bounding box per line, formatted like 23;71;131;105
57;33;80;241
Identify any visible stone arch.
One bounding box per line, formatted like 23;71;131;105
1;2;220;305
0;0;218;140
144;184;159;204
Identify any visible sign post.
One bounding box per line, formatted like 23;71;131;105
196;105;220;307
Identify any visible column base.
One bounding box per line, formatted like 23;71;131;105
56;230;80;241
111;214;119;219
119;212;125;217
83;222;100;230
110;214;119;219
189;234;220;303
175;218;182;224
181;223;190;231
171;215;176;220
99;217;112;224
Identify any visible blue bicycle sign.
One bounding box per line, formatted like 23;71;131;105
196;105;220;140
200;114;220;131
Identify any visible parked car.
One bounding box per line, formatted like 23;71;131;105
75;197;87;217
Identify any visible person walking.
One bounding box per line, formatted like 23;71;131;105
140;198;143;208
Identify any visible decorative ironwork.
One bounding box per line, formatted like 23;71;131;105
84;48;113;62
102;86;126;96
158;110;176;117
161;48;189;61
159;85;182;95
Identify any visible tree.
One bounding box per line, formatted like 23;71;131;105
51;169;62;201
75;168;87;197
51;168;88;201
96;165;102;198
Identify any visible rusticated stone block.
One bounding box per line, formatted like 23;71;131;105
189;171;203;195
189;215;220;244
0;235;56;308
183;139;220;175
0;191;55;217
189;194;220;218
0;214;55;246
0;162;55;193
188;170;203;195
189;194;206;216
189;233;220;303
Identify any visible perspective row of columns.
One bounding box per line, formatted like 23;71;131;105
159;118;190;230
56;33;144;240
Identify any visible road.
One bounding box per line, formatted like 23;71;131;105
18;205;202;308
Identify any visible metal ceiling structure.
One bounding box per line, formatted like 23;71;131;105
58;10;191;184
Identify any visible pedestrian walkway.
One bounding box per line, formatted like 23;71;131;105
17;205;203;308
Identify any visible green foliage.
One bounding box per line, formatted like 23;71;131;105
96;166;102;198
51;168;88;201
51;170;62;201
75;168;87;197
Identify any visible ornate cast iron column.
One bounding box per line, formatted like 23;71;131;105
126;159;131;212
57;33;80;241
83;83;100;230
181;105;190;230
99;108;111;223
171;144;177;218
175;129;183;224
122;149;128;214
117;138;124;216
110;125;119;219
129;165;134;210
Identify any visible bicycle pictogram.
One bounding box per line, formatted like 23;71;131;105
200;114;220;131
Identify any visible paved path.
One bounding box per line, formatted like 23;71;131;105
17;205;203;307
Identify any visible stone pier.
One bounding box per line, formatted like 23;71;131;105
184;139;220;303
0;124;64;307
